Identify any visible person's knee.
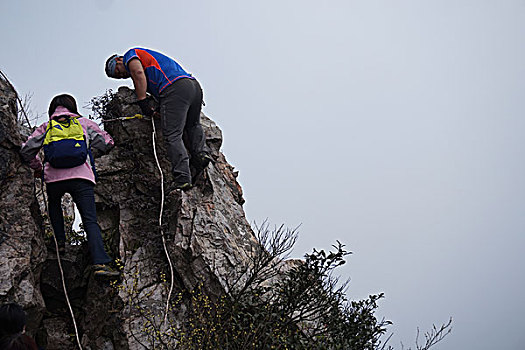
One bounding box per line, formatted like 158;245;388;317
162;121;185;138
163;132;186;149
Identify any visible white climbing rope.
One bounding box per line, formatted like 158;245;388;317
150;115;176;326
41;183;83;350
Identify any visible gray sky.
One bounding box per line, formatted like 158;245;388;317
2;1;525;349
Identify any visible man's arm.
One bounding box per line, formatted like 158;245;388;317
128;58;147;100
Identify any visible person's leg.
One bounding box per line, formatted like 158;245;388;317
160;79;194;185
69;179;111;265
185;80;211;182
46;181;67;244
184;79;206;157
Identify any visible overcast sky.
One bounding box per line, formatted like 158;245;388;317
2;1;525;349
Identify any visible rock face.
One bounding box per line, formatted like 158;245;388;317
1;80;262;349
87;87;260;349
0;74;46;333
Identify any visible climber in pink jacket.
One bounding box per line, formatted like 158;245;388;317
20;94;119;278
21;102;113;183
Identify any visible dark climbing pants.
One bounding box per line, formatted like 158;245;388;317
46;179;111;265
159;78;206;184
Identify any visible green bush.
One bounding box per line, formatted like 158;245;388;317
115;224;451;349
176;225;391;350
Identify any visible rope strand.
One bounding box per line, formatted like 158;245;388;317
151;116;175;326
41;182;82;350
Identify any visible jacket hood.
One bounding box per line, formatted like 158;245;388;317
50;106;79;120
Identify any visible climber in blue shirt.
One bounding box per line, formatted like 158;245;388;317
105;48;212;191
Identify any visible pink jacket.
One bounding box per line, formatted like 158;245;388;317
20;107;114;184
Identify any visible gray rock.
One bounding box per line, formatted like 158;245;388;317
1;81;282;349
91;87;261;347
0;72;46;336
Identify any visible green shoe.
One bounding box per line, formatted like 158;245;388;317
191;152;213;184
195;152;213;168
168;182;192;193
93;264;120;278
177;182;193;191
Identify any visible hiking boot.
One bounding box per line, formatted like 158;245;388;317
191;152;213;185
167;182;193;193
93;264;120;278
48;240;66;254
195;152;213;169
57;241;65;254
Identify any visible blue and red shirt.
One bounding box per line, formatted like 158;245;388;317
123;48;194;98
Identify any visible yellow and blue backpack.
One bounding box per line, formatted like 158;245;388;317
43;116;89;168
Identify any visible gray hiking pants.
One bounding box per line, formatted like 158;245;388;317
159;78;205;184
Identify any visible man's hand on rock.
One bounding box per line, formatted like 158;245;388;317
137;99;154;117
